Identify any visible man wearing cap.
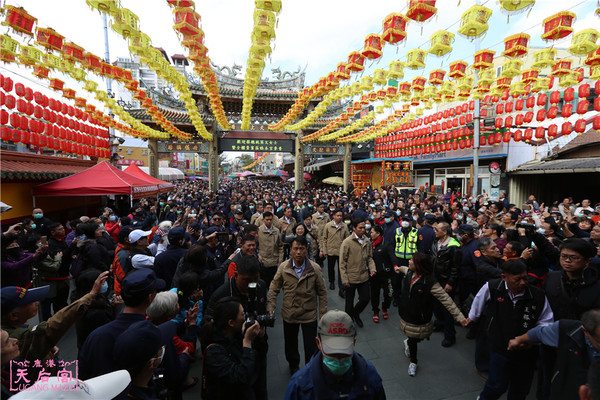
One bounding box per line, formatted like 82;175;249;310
1;272;109;384
381;210;399;245
112;226;134;296
267;236;328;375
126;229;156;271
154;226;189;288
417;214;437;256
284;310;386;400
78;269;165;381
391;213;420;303
457;224;480;307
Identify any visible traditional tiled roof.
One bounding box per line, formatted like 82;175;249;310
126;108;214;124
1;151;95;181
190;84;300;99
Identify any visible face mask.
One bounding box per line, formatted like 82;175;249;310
384;218;392;224
78;234;87;242
410;207;416;211
36;242;42;248
463;206;470;212
31;224;36;230
370;214;375;220
330;208;335;212
412;216;418;221
109;215;117;222
401;221;410;228
100;281;108;294
344;220;351;225
396;210;402;216
176;210;182;214
375;201;381;206
576;214;584;218
365;224;372;230
537;228;546;235
33;213;43;219
322;354;352;376
159;202;165;206
249;205;255;210
466;217;472;223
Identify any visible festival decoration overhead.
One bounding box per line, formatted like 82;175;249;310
242;152;270;170
541;11;576;41
457;5;492;39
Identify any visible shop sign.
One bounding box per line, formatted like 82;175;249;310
219;138;294;153
412;144;508;164
158;141;210;153
116;159;143;166
303;144;344;155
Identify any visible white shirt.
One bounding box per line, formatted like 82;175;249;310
354;232;365;245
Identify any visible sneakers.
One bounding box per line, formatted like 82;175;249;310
403;338;410;358
408;362;417;376
382;309;389;320
372;314;380;323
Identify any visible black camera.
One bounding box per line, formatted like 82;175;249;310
244;282;275;329
517;222;536;232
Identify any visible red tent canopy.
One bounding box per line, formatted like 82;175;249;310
32;161;158;199
123;163;174;193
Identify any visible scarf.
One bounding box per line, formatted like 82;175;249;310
372;236;383;249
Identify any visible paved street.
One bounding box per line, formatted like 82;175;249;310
50;268;539;400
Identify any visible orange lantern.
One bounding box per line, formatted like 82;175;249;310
62;41;84;62
49;79;64;91
496;77;512;89
173;7;201;36
336;62;350;80
406;0;437;23
347;51;365;72
82;52;102;72
473;49;495;70
2;5;37;36
362;34;383;60
412;76;427;92
382;13;409;44
551;59;572;76
584;47;600;66
35;27;64;51
542;11;576;41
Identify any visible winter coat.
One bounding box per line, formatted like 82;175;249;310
282;233;314;261
320;221;350;257
476;255;503;288
339;234;376;285
543;267;600;320
257;224;283;267
267;258;327;324
397;266;464;339
431;237;461;286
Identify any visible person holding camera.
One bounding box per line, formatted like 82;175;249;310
267;236;328;375
204;255;269;400
202;297;262;400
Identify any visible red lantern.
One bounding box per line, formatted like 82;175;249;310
335;63;350;80
536;109;546;122
505;101;514;113
594;97;600;112
594;116;600;130
35;27;64;51
561;122;573;136
561;104;573;118
481;136;487;146
537;93;548;107
524;128;533;141
541;11;576;41
535;126;545;139
547;106;559;119
550;91;561;104
473;49;495;70
521;69;539;84
547;124;558;138
578;83;591;98
362;34;383;60
514;130;523;142
505;116;513;128
574;119;586;133
503;131;512;143
496;103;504;115
576;100;589;115
564;87;575;102
515;99;524;111
382;13;409;44
173;7;201;36
448;60;468;79
526;96;535;108
551;59;572;77
502;33;530;58
3;6;37;36
515;114;524;126
347;51;365;72
406;0;437;22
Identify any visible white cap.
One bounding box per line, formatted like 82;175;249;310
128;229;152;243
11;370;131;399
131;254;155;269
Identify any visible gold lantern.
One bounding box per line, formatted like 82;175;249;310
440;80;455;96
457;5;492;39
111;8;139;38
255;0;282;13
457;76;474;91
501;59;523;78
253;9;276;40
42;53;61;70
428;30;454;57
361;76;374;92
532;48;556;69
448;60;468;79
478;68;494;85
86;0;120;16
388;60;405;79
0;34;18;63
428;69;445;85
502;33;530;58
372;69;388;86
18;45;42;66
473;49;495;70
406;48;426;70
568;29;599;56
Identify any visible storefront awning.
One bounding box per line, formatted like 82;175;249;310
304;157;342;172
1;151;95;181
510;157;600;175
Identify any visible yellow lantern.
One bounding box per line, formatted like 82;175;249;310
423;99;433;109
0;34;18;63
590;64;600;80
428;30;454;57
86;0;120;16
70;68;87;82
509;81;527;97
372;69;387;85
499;0;535;13
405;48;426;70
18;45;42;66
111;8;139;39
42;53;61;70
478;68;494;85
415;107;424;116
58;58;74;74
361;76;374;91
388;60;405;79
531;77;550;93
253;9;276;39
62;42;85;62
428;69;445;85
532;48;556;69
457;5;492;39
83;80;98;92
440;80;455;95
558;71;578;87
568;29;599;56
476;81;491;93
423;85;437;98
501;59;523;78
457;90;471;101
401;93;411;102
255;0;282;13
457;76;474;91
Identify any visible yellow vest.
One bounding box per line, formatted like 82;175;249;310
394;228;418;259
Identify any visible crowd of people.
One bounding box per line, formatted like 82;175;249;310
1;177;600;400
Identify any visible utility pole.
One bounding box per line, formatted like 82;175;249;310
472;0;481;197
103;14;117;166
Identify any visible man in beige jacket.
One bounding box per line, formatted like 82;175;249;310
267;236;328;374
311;203;330;268
257;211;283;289
319;209;350;296
339;218;376;328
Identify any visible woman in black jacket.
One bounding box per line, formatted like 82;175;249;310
369;225;393;323
201;297;261;400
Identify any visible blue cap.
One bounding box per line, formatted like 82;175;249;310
121;269;165;297
114;320;162;370
458;224;474;234
189;222;202;231
1;286;50;316
168;226;186;242
424;214;436;223
204;226;220;236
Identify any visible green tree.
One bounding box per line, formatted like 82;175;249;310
237;154;255;169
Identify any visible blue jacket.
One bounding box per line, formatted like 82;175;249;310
285;351;386;400
459;237;480;281
417;224;436;255
382;220;399;245
154;244;187;288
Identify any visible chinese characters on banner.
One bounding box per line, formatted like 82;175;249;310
219;138;295;153
9;359;78;392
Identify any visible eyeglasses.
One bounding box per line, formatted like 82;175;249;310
560;254;582;262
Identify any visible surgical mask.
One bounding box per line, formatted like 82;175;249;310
537;228;546;235
396;210;402;216
109;215;117;222
159;202;165;206
576;213;584;218
176;210;182;214
78;234;87;241
99;224;105;231
344;220;351;225
249;205;255;210
33;213;43;219
410;206;416;210
100;281;108;294
466;217;472;223
375;201;381;206
365;224;371;230
385;218;392;224
401;221;410;228
31;224;36;230
463;206;470;212
322;354;352;376
412;216;418;221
